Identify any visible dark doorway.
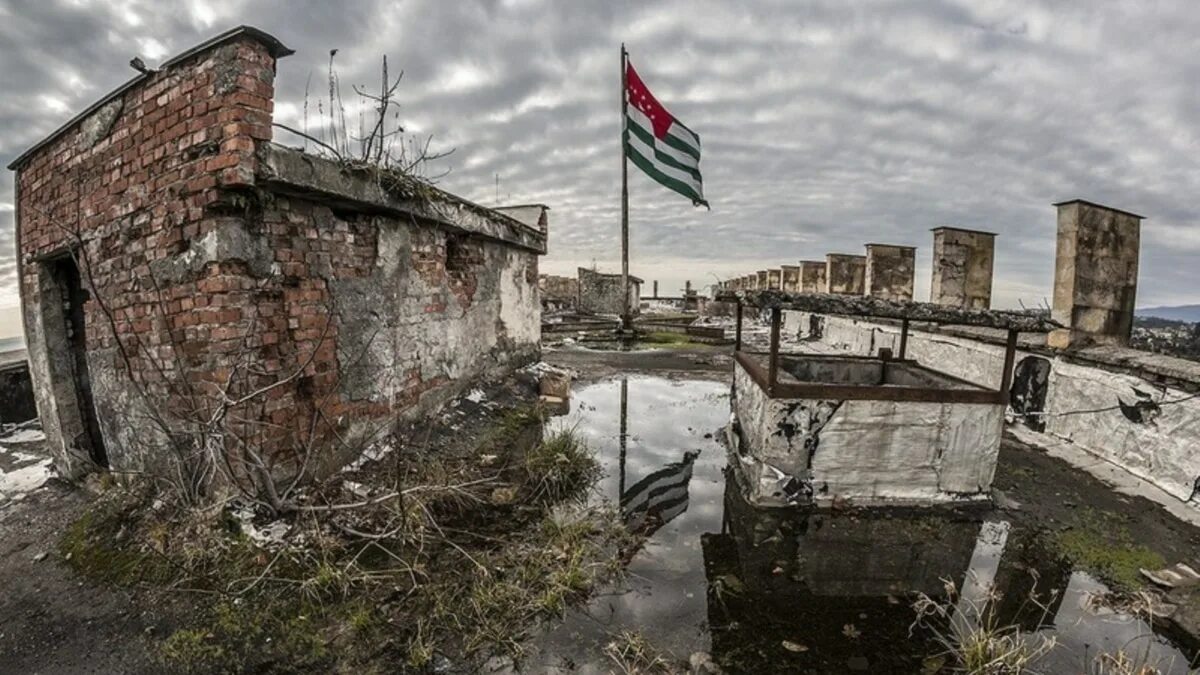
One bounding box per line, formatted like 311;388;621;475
49;255;108;467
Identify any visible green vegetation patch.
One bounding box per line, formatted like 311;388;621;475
1052;509;1165;591
639;331;693;345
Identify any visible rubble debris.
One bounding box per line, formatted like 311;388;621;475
1141;563;1200;589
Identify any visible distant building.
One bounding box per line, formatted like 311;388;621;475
578;268;642;316
538;274;579;312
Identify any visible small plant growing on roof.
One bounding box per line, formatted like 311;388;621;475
275;50;454;190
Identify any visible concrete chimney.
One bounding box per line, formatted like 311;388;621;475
1048;200;1144;349
767;269;782;290
798;260;826;293
931;227;996;309
781;265;800;293
652;280;658;298
864;244;916;302
825;254;866;295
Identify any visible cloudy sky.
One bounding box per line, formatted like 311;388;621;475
1;0;1198;333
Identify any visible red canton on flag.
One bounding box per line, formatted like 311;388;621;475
624;60;707;207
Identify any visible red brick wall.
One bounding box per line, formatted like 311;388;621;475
16;33;541;485
15;36;291;474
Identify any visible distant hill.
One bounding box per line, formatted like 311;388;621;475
1136;305;1200;323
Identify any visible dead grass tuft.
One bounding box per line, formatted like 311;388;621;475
60;397;626;672
522;427;599;504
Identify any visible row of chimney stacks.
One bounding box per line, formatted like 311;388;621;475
717;200;1143;348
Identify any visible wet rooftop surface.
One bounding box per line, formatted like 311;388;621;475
519;375;1199;674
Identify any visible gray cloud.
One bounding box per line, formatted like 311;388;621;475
1;0;1198;313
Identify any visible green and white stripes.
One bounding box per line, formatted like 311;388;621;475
624;105;707;207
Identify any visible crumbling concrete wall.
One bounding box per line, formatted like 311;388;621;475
731;359;1003;506
798;260;826;293
931;227;995;309
788;312;1200;508
824;254;865;295
577;267;639;316
538;274;578;311
10;28;546;481
1050;200;1142;348
864;244;915;302
808;397;1002;503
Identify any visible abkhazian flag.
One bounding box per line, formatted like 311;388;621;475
625;60;708;208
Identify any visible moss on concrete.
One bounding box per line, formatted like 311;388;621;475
1052;509;1166;591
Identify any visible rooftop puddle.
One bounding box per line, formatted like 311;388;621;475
515;375;1197;674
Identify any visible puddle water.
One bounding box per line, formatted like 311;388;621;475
521;375;1196;674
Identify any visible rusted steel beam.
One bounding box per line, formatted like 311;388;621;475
736;289;1060;332
999;328;1018;400
735;350;770;390
736;351;1004;404
898;317;910;359
767;307;782;395
774;382;1005;404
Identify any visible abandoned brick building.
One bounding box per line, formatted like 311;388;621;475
8;27;548;482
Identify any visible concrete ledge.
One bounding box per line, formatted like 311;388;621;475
931;325;1200;392
256;143;547;254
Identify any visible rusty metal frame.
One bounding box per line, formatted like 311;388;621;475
736;328;1018;405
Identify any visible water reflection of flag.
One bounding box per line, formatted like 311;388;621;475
620;450;699;536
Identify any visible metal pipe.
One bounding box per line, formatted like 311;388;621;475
768;307;781;396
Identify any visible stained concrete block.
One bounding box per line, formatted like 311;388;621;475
864;244;916;302
825;254;866;295
781;265;801;293
1049;200;1143;348
798;260;826;293
767;269;782;290
731;357;1003;507
931;227;995;309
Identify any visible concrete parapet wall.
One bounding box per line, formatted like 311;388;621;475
786;311;1200;508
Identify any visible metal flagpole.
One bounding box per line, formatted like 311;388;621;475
620;43;631;332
